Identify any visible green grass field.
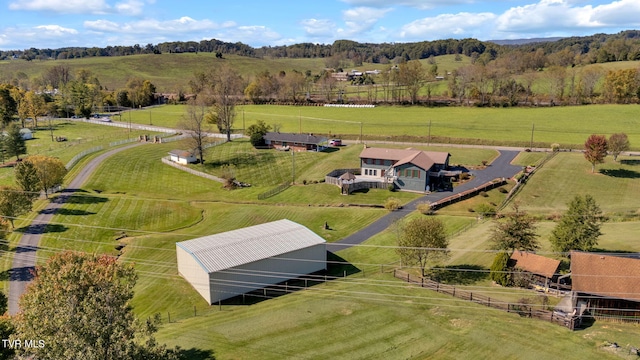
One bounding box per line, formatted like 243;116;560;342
125;103;640;149
2;105;640;359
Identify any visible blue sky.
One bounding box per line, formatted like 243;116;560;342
1;0;640;50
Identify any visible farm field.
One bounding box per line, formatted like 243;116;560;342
124;103;640;149
2;104;640;359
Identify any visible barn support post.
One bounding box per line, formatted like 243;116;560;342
343;270;346;278
243;294;245;304
218;300;221;311
305;279;308;288
264;288;267;297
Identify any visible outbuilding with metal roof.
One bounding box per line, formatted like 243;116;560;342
176;219;327;304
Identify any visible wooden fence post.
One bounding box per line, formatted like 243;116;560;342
407;273;410;282
452;286;456;297
421;278;424;287
470;293;473;302
488;297;491;307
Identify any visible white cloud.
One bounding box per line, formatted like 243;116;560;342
496;0;640;35
341;0;472;10
9;0;109;14
0;24;80;49
115;0;145;16
217;26;281;45
301;18;336;37
401;12;496;40
341;7;392;36
84;16;224;34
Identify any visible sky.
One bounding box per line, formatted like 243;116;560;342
1;0;640;50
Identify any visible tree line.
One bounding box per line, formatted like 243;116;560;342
3;30;640;67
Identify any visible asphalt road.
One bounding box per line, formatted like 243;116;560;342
326;150;522;252
8;143;144;315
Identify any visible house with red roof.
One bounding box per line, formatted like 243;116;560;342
359;147;451;192
510;251;561;289
570;251;640;321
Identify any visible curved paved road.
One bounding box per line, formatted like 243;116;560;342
326;150;522;252
8;143;144;315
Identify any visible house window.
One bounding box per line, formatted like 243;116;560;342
413;170;419;178
373;170;377;176
364;169;369;175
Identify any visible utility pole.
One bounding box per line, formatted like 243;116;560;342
530;123;535;150
291;150;295;184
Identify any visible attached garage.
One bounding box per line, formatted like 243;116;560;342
176;219;327;304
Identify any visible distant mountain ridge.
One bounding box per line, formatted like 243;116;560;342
488;37;565;46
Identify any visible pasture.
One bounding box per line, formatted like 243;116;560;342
125;103;640;149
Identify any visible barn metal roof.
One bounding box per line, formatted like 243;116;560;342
176;219;326;273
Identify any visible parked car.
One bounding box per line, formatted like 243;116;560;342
329;139;342;146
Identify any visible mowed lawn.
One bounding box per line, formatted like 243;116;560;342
515;152;640;215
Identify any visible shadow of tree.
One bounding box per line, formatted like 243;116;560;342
177;348;215;360
620;159;640;166
599;168;640;179
14;224;68;234
430;264;488;285
39;208;96;216
61;194;109;204
9;266;34;282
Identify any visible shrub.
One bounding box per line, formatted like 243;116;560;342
416;202;434;215
479;191;488;197
490;251;511;286
482;160;488;166
387;184;396;192
302;179;308;185
384;197;402;211
551;143;560;152
498;187;508;194
512;269;533;288
475;203;496;217
460;173;470;180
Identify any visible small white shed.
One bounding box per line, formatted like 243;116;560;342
176;219;327;304
168;150;196;165
19;128;33;140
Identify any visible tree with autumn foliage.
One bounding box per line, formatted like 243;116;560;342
608;133;630;162
23;155;68;198
0;186;33;228
13;252;179;360
584;134;608;173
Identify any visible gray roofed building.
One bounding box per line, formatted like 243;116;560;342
176;219;327;304
263;132;328;152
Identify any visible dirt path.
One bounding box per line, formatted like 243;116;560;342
8;143;144;315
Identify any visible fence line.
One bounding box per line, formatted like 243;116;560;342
257;183;291;200
161;157;224;183
65;146;104;170
392;269;579;330
500;151;557;211
429;179;507;211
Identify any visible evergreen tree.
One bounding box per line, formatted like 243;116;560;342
550;194;604;252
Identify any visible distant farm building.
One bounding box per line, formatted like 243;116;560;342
510;251;561;289
168;150;197;165
360;147;451;192
263;132;327;152
570;251;640;321
20;128;33;140
176;219;327;304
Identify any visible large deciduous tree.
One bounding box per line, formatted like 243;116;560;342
208;64;243;141
0;186;33;228
0;85;17;126
608;132;630;162
550;194;604;253
180;98;212;166
23;155;68;198
490;203;539;254
13;251;178;360
396;217;449;277
584;134;608;173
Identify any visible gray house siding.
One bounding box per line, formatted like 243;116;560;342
394;164;428;192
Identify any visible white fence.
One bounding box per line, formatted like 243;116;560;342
324;104;375;108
